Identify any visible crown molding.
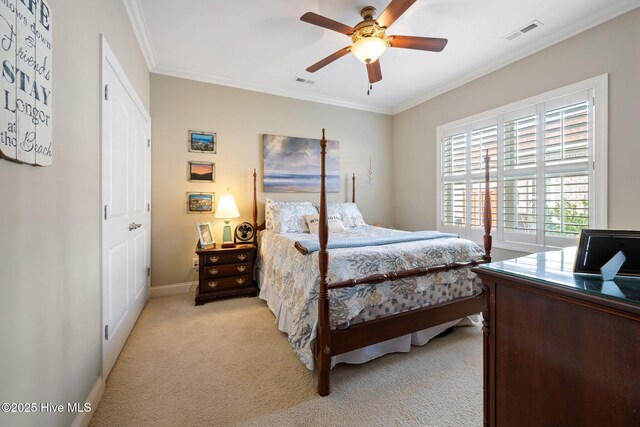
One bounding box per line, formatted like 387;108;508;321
391;0;640;115
152;64;394;115
123;0;158;70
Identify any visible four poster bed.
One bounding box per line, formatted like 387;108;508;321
252;129;492;396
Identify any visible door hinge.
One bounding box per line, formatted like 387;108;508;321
104;325;109;340
147;203;150;212
104;205;108;220
104;84;108;101
147;267;151;277
147;138;150;147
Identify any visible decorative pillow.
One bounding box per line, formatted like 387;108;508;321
315;202;366;228
270;201;318;233
264;198;277;230
305;214;346;234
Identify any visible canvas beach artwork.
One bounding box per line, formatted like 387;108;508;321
263;134;340;193
188;131;216;153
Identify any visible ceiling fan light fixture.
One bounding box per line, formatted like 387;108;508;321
351;36;388;64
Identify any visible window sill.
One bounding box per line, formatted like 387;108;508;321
469;237;576;255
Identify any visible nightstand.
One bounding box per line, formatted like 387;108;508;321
194;244;258;305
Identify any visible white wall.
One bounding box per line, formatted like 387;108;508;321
150;74;394;286
0;1;149;426
392;8;640;261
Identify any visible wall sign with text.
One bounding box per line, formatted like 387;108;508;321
0;0;52;166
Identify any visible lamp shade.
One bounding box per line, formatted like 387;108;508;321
351;37;388;64
215;194;240;219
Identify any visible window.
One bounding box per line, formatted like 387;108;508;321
437;75;607;252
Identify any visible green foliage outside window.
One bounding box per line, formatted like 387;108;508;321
545;199;589;236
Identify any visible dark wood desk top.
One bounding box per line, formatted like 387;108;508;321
474;247;640;315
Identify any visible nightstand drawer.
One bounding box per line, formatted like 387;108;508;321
200;274;252;292
203;251;254;266
203;262;252;279
195;244;258;305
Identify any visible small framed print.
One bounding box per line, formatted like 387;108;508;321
188;161;215;182
187;192;215;214
574;229;640;277
196;222;215;248
189;131;216;154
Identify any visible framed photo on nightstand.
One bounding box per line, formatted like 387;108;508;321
196;222;215;248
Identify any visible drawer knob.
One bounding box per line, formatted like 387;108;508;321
237;254;247;261
237;265;246;272
236;278;246;285
209;256;219;263
208;281;218;289
208;268;219;275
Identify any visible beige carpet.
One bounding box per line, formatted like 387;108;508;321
90;293;482;427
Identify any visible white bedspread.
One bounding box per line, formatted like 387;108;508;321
257;226;485;369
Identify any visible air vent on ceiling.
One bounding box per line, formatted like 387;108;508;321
502;20;543;41
294;77;315;85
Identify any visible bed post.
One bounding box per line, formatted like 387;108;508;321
352;173;356;203
317;129;331;396
483;150;492;262
253;169;258;246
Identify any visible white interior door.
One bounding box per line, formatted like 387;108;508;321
101;37;151;379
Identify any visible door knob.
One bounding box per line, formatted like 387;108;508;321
129;222;142;231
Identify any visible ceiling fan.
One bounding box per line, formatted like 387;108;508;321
300;0;448;91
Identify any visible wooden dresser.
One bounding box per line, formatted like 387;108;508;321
473;248;640;427
195;244;258;305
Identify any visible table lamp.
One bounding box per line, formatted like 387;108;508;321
215;193;240;248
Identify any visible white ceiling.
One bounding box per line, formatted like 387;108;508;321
127;0;640;114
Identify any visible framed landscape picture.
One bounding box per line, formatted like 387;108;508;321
188;130;217;154
263;134;340;193
188;161;215;182
187;192;215;214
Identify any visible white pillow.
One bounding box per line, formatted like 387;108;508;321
269;201;318;233
305;214;346;234
315;202;366;228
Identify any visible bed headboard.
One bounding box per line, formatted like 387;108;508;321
251;166;357;243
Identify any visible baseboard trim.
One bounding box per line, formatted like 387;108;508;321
71;376;103;427
150;281;193;298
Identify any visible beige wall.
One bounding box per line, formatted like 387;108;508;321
0;1;149;426
150;74;393;286
392;8;640;261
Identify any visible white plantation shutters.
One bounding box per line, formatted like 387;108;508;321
442;131;467;227
470;125;498;230
502;107;539;244
543;98;591;243
441;121;498;235
443;182;466;226
438;76;607;251
443;132;467;176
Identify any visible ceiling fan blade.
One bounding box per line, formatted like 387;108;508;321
306;47;351;73
366;60;382;83
300;12;354;35
389;36;448;52
376;0;417;28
